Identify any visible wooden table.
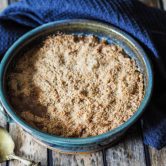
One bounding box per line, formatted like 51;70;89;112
0;0;166;165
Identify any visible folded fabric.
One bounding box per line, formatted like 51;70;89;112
0;0;166;149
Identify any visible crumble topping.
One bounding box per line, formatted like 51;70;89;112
8;34;144;137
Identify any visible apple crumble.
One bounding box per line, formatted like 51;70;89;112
7;34;144;137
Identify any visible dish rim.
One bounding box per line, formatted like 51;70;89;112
0;19;153;145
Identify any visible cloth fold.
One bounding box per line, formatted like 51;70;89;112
0;0;166;149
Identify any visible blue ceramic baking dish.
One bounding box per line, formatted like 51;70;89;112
0;19;153;153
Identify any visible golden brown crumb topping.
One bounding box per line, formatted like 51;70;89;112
8;34;144;137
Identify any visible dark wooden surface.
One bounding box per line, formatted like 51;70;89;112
0;0;166;166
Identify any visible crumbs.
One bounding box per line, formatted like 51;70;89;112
8;34;144;137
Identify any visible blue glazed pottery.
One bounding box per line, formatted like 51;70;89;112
0;19;153;153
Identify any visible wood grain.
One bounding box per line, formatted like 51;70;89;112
149;147;166;166
0;106;7;128
140;0;159;7
0;0;7;12
8;124;48;166
0;105;7;166
105;126;146;166
52;151;103;166
163;0;166;9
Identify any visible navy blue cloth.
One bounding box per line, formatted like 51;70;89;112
0;0;166;149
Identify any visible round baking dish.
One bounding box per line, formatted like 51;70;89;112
0;19;153;153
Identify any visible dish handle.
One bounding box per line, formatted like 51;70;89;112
0;103;14;123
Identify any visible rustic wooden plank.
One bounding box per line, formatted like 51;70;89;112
139;0;159;7
0;104;7;166
52;151;103;166
105;125;146;166
0;106;7;128
163;0;166;9
8;124;48;166
0;0;8;12
149;147;166;166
